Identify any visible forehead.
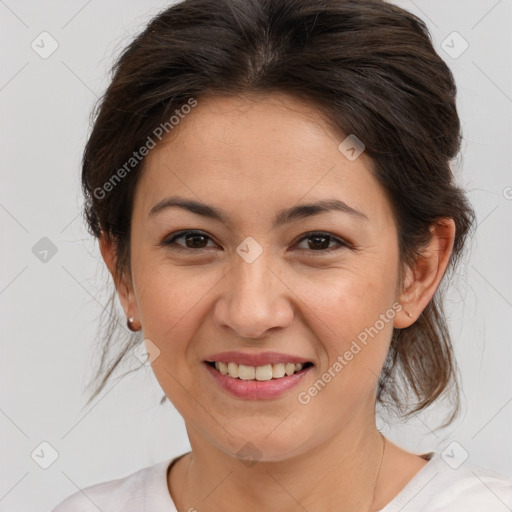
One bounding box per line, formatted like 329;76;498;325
134;93;391;227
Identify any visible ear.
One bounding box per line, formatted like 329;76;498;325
99;232;138;323
394;218;455;329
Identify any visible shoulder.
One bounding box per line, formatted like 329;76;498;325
51;458;174;512
382;452;512;512
428;455;512;511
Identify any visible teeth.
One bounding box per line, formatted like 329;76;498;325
212;361;307;380
272;363;286;378
227;362;239;378
255;364;273;381
285;363;296;376
238;364;256;380
217;361;228;375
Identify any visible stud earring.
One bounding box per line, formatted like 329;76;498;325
127;316;139;332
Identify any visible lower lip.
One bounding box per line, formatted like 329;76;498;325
204;362;313;400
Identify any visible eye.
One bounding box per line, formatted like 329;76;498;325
294;231;349;253
160;230;218;251
159;230;350;253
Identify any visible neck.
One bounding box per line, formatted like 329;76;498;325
171;420;386;512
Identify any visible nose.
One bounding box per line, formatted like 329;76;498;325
212;252;294;339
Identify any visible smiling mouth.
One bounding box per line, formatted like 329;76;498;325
205;361;314;381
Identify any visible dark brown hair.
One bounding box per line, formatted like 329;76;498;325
81;0;475;426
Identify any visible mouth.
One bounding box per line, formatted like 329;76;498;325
205;360;314;381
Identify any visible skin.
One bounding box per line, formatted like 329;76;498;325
100;93;455;512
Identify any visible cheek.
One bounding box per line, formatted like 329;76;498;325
293;256;399;393
132;262;219;354
132;264;219;414
299;258;398;337
294;276;398;421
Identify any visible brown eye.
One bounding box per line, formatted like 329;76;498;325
295;232;348;253
160;230;349;254
161;230;217;251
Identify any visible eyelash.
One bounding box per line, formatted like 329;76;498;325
159;230;350;254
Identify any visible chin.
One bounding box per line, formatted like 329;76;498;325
214;427;312;464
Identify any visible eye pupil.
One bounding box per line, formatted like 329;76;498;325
308;235;330;250
187;234;207;248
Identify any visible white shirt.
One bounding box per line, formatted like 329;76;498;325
51;451;512;511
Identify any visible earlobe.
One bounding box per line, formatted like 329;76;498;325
394;219;456;329
99;232;138;325
394;265;416;329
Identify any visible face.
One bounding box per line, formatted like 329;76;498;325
122;93;406;461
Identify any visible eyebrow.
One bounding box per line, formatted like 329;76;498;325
148;196;368;226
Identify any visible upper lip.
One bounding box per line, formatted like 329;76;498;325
205;351;313;367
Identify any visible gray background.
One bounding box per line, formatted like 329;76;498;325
1;0;511;510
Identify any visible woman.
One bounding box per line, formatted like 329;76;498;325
52;0;512;510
